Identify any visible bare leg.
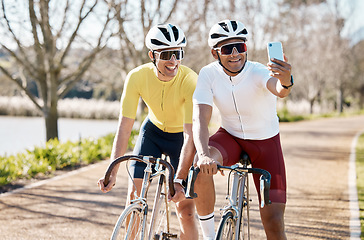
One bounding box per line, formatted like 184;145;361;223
175;199;199;240
260;202;287;240
127;178;143;204
194;146;223;216
124;178;143;239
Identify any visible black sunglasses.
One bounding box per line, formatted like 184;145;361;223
214;42;247;55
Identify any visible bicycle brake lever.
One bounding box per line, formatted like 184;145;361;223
260;177;265;208
185;166;200;199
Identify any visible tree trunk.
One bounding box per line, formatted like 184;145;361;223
45;81;59;141
310;98;314;114
45;100;59;141
337;87;343;113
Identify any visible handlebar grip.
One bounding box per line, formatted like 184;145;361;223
103;155;133;187
185;166;200;199
102;155;176;197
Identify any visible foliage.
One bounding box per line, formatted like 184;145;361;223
0;130;139;186
356;133;364;238
277;107;305;122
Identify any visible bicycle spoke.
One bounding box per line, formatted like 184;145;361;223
111;204;144;240
216;211;235;240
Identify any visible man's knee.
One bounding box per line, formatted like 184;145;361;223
260;203;286;233
176;202;196;222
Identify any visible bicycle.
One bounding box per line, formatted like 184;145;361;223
103;155;178;240
185;152;271;240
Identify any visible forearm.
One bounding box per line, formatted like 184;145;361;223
267;76;293;98
110;116;135;176
275;82;292;98
193;122;210;158
175;139;195;179
175;124;195;179
193;104;213;158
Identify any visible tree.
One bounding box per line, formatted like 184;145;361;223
0;0;117;141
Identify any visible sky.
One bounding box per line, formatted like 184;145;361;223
341;0;364;40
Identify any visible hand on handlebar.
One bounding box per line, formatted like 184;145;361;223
197;156;219;176
169;183;186;203
98;175;116;193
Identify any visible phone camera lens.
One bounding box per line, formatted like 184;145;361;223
269;43;272;47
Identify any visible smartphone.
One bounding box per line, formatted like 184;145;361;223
267;42;284;63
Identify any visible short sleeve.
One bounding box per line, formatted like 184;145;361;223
120;71;140;119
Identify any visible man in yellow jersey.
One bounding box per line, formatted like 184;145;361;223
98;23;198;239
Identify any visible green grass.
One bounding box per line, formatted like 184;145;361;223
356;133;364;238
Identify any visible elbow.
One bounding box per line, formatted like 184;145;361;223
277;90;291;99
277;93;286;99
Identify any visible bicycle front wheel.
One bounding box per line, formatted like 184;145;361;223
111;204;146;240
215;211;236;240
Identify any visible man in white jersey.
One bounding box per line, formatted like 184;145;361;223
173;19;292;239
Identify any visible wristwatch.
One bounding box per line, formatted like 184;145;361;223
173;178;184;186
281;75;294;89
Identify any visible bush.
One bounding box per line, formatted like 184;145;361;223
0;130;139;186
278;107;305;122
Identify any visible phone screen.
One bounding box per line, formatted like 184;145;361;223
267;42;284;62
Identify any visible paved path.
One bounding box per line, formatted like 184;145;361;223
1;115;364;239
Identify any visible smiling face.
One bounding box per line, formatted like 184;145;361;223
211;38;247;76
149;47;182;81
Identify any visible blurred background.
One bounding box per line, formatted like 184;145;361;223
0;0;363;154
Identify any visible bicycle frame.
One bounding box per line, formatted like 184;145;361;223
186;156;271;240
219;163;251;240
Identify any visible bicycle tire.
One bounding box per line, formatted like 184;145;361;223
215;211;236;240
236;174;250;240
148;175;170;240
111;204;145;240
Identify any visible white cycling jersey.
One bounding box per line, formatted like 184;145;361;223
193;60;279;140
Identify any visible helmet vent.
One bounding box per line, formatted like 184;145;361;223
151;39;169;46
231;21;237;31
171;25;179;41
178;37;186;45
211;33;228;39
158;27;171;41
218;22;229;32
237;29;248;35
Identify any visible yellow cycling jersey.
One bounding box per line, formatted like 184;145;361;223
120;62;197;133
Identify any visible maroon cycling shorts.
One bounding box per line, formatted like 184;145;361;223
209;127;287;203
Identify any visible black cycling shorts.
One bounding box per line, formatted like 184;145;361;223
129;117;183;179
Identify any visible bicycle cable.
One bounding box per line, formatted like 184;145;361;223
227;170;233;196
125;160;138;199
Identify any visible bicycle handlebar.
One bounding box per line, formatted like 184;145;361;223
185;165;271;207
103;155;176;196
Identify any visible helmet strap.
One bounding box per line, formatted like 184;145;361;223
152;51;165;76
217;53;247;75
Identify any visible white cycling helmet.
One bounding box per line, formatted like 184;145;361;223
145;23;187;50
208;20;248;47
